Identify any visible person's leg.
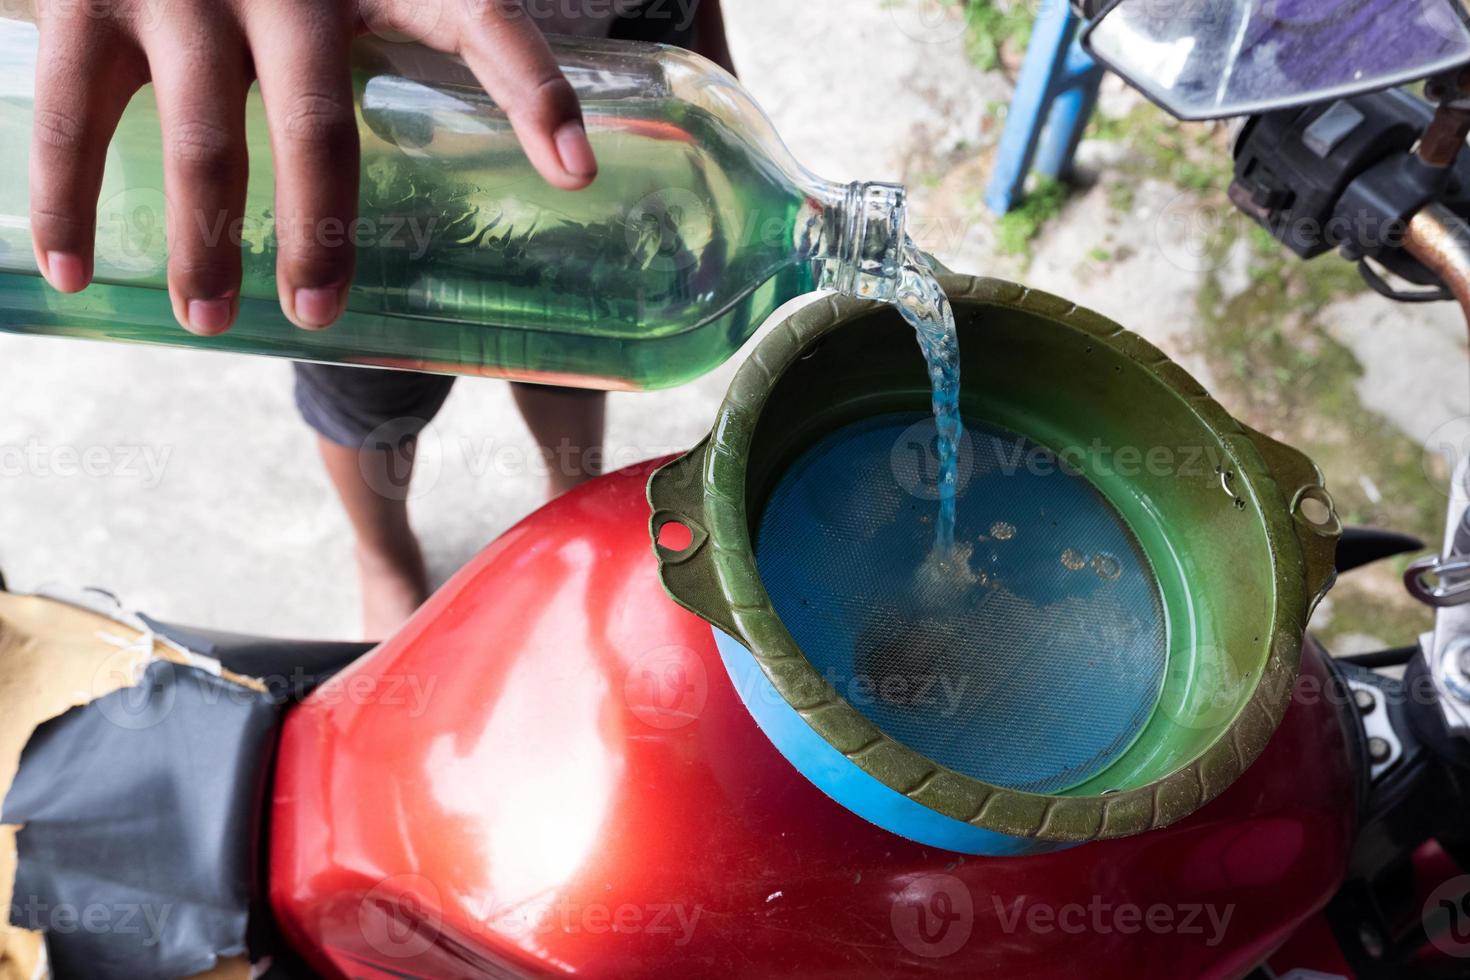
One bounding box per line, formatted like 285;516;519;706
314;432;431;640
294;363;455;639
510;383;607;497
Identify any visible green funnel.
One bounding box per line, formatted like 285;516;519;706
649;275;1339;851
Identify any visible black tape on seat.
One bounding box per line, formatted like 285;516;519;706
3;659;280;979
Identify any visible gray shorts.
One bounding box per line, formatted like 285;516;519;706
294;3;701;447
293;362;456;448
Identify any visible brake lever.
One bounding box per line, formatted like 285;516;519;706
1406;554;1470;607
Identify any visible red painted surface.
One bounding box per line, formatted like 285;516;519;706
269;461;1360;979
1264;842;1470;978
1264;908;1355;978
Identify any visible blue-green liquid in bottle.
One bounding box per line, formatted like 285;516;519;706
0;27;835;390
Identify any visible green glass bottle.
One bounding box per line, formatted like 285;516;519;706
0;19;905;389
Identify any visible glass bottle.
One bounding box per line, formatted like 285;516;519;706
0;19;905;389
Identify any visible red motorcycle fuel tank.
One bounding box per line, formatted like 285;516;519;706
268;460;1359;980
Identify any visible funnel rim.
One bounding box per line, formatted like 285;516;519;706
652;274;1335;844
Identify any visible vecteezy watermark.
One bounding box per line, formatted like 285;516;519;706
891;417;977;502
9;897;172;947
360;875;445;960
197;210;439;262
1153;192;1249;275
505;899;705;946
2;0;173;31
621;189;827;279
1424;874;1470;958
1153;188;1443;276
456;436;684;485
1165;640;1470;736
94;189;439;275
887;0;972;45
300;672;439;717
91;648;440;731
624;644;708;730
891;418;1249;503
0;439;171;488
360;417;437;504
359;874;703;960
891;874;975;958
619;637;985;730
360;0;445;43
828;665;974;715
992;895;1236;947
1206;662;1466;730
357;416;687;502
1160;642;1250;732
625;188;713;275
890;877;1236;957
1422;415;1470;498
96;186;169;276
501;0;701;33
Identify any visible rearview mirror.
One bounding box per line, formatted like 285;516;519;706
1083;0;1470;120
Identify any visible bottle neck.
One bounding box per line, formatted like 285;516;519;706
796;181;908;303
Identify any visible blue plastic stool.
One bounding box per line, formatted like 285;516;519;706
984;0;1105;215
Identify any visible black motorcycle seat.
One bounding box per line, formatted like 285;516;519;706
140;615;376;700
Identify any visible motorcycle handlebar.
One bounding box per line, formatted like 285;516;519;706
1403;202;1470;329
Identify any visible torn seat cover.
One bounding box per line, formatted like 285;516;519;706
0;590;278;980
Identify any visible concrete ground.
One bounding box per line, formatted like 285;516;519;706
0;0;1465;643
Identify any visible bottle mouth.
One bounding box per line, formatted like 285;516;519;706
814;181;907;302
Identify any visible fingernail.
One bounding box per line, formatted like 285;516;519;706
187;298;234;335
45;251;86;292
293;286;342;329
554;120;597;179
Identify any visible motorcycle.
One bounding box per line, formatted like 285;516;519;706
7;1;1470;977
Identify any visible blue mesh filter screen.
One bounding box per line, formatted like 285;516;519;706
754;413;1167;794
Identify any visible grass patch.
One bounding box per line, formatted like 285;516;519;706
1193;221;1437;648
1316;580;1432;652
1198;237;1435;532
881;0;1034;73
960;0;1035;72
1088;103;1236;218
996;176;1069;257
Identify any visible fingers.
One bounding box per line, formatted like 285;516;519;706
146;22;252;335
457;0;596;190
29;14;145;293
244;6;358;329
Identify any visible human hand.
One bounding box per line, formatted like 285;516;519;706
30;0;598;333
